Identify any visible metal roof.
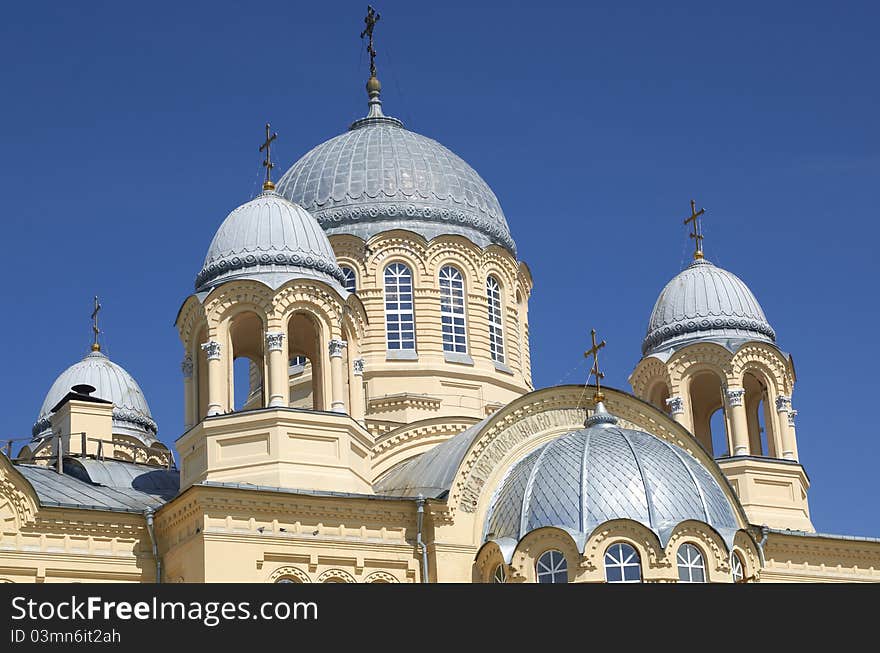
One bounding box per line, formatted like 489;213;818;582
15;464;171;514
276;92;516;255
64;458;179;501
196;190;346;293
643;258;776;355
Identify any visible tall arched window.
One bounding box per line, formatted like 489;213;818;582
439;266;467;354
677;543;706;583
384;263;415;351
340;266;357;293
731;551;745;583
604;543;641;583
536;550;567;583
486;276;505;364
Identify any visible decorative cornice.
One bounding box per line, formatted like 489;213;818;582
196;251;346;290
643;317;776;355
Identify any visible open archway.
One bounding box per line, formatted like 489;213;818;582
688;370;730;456
287;312;325;411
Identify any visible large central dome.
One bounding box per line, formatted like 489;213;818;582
276;85;516;254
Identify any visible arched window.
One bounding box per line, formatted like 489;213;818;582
439;266;467;354
341;266;357;293
486;276;505;364
604;543;642;583
677;543;706;583
731;551;745;583
384;263;416;351
275;577;301;584
492;564;507;584
536;550;567;584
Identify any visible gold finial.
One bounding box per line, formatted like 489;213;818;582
684;199;708;260
361;5;381;82
90;296;102;352
584;329;607;403
260;123;277;191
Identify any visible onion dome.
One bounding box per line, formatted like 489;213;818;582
196;189;346;292
642;258;776;355
33;350;157;443
485;403;739;550
275;79;516;255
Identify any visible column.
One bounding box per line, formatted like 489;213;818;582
181;354;194;429
265;331;288;408
775;395;797;461
329;339;347;413
666;396;687;427
351;357;366;423
725;388;749;456
201;340;224;416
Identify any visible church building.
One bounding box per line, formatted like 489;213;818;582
1;11;878;584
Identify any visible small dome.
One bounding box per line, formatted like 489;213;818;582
484;406;739;549
642;258;775;355
33;350;157;443
276;96;516;254
196;190;346;292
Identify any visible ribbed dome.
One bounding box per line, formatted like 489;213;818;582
33;350;157;443
642;258;776;355
196;190;346;292
485;405;739;550
275;95;516;254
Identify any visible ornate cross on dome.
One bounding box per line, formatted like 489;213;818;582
684;199;708;260
260;123;277;191
584;329;607;402
361;5;381;80
91;295;102;352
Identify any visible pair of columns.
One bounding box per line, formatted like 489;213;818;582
191;334;365;420
666;391;798;461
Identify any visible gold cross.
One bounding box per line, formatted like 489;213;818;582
584;329;607;402
684;199;707;260
260;123;277;191
361;5;381;79
91;295;101;352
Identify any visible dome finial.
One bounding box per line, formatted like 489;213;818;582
360;6;387;120
260;123;278;192
684;199;708;260
90;295;102;352
584;328;607;404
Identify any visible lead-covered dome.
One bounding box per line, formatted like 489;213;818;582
196;190;346;292
642;258;776;355
276;85;516;254
33;350;157;443
484;405;739;550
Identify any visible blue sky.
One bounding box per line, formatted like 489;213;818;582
1;1;877;535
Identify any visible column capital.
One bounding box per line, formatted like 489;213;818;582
181;354;193;379
775;394;792;413
201;340;222;361
353;357;365;376
666;395;685;415
725;387;745;407
329;339;347;358
265;331;285;352
788;408;798;427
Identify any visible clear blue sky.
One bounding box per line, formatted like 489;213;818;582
1;1;877;536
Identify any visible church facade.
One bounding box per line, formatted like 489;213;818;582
1;18;878;584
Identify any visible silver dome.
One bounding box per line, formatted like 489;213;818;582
484;406;739;550
196;190;346;292
642;258;775;355
275;94;516;254
33;350;158;443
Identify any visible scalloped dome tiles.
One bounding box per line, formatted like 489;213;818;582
643;258;776;355
275;111;516;255
197;190;346;292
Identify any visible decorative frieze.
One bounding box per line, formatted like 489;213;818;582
265;331;285;352
200;341;221;361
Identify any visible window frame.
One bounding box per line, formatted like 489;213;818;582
384;262;416;352
535;549;568;584
604;542;642;583
439;265;468;354
677;543;707;583
486;275;505;364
